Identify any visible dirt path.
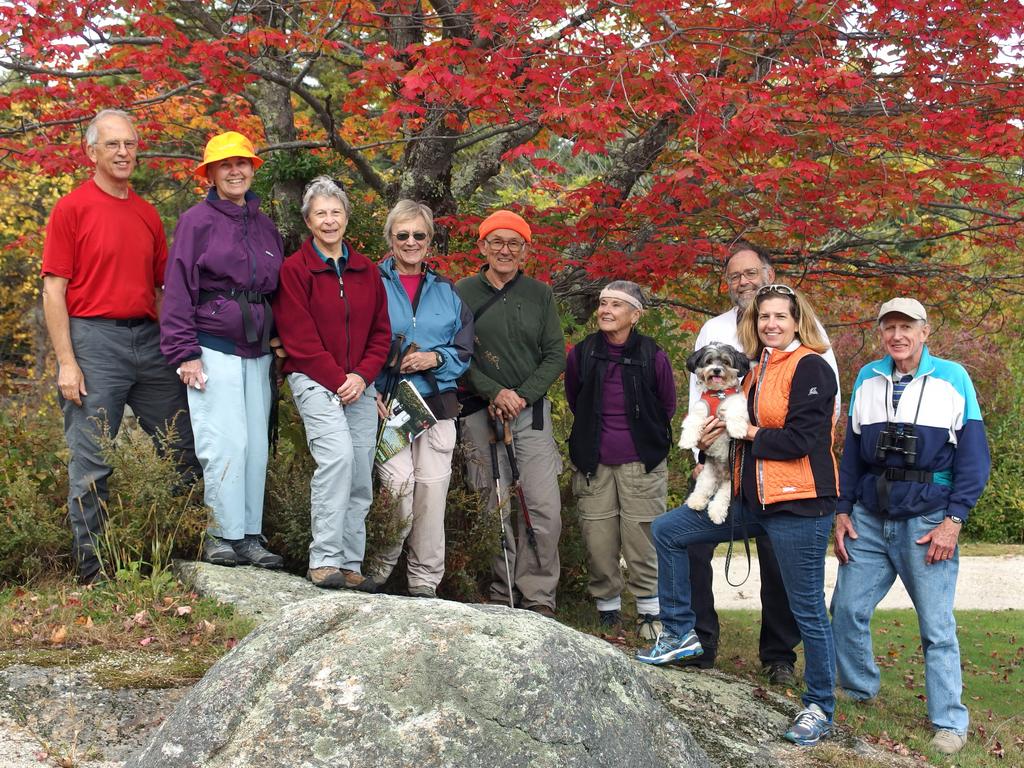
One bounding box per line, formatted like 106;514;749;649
709;553;1024;611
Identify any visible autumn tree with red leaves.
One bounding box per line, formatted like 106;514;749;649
1;0;1023;325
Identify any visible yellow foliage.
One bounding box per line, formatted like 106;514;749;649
0;167;74;370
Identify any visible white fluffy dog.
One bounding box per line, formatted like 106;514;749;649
679;343;751;523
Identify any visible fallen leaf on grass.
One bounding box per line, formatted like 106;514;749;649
225;637;238;649
990;740;1004;758
49;625;67;644
139;636;155;647
73;615;94;629
175;605;192;617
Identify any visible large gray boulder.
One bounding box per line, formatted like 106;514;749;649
127;592;709;768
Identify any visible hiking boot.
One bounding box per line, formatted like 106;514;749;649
203;535;238;567
599;609;622;632
232;535;283;569
784;703;833;746
930;730;967;755
341;569;378;592
526;604;556;619
636;629;703;665
765;661;797;687
307;566;347;589
636;614;662;642
407;585;437;598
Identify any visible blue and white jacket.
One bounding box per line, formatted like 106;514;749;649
838;345;990;521
375;257;473;399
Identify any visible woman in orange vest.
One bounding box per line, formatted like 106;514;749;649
638;284;838;749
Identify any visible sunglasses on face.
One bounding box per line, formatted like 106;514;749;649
394;231;429;242
756;284;796;297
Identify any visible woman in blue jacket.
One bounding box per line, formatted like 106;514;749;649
372;200;473;597
160;131;284;569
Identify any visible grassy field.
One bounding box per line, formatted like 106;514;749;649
709;608;1024;767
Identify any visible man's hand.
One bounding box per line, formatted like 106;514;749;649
337;372;367;405
833;513;858;565
58;359;87;406
400;350;438;374
696;416;725;452
917;517;961;565
492;388;526;419
375;392;390;420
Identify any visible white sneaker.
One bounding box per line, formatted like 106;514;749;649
930;729;967;755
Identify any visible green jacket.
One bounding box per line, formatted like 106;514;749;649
455;268;566;405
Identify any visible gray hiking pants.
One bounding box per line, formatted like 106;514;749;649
61;318;197;580
460;400;562;610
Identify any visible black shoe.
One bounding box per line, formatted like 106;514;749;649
203;535;238;567
599;609;622;630
676;651;716;669
765;661;797;686
233;535;283;569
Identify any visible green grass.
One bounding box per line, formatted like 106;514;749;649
708;608;1024;767
0;572;255;688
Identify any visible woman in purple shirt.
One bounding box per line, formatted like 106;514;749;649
565;280;676;639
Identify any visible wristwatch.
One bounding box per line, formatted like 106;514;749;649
433;351;443;368
948;515;964;525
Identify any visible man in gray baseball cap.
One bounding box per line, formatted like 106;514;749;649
831;297;990;756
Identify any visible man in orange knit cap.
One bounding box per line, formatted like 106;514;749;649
456;210;566;616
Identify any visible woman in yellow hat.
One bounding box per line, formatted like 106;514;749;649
159;131;285;568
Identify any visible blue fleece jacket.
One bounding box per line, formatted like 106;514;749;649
374;257;473;398
838;345;990;521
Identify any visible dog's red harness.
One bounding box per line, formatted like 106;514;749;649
701;387;739;417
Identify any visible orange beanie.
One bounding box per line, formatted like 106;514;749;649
478;210;532;243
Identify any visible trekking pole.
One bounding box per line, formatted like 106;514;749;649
498;416;542;568
488;417;516;609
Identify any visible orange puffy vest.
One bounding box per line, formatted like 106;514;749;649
734;345;837;507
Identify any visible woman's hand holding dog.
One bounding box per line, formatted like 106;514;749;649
696;416;726;451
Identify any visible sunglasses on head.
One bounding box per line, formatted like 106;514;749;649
394;231;429;242
756;284;796;297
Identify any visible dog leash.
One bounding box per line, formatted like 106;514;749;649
723;438;752;587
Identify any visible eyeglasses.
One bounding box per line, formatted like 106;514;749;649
484;238;525;254
394;231;428;242
726;267;763;285
96;140;138;152
756;284;796;297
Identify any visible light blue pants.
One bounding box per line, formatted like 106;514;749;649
289;372;377;571
831;504;967;735
187;348;271;540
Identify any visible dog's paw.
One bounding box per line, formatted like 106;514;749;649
679;413;703;450
686;491;708;511
723;410;749;440
707;498;729;524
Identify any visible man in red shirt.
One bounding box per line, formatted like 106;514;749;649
41;109;197;584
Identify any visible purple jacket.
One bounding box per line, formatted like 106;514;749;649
161;189;284;365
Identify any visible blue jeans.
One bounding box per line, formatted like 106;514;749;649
830;504;967;735
652;503;836;716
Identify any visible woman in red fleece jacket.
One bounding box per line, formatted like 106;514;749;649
272;176;391;591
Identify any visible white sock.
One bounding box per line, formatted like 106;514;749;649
636;595;660;616
596;596;622;612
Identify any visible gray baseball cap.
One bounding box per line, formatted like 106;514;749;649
878;298;927;322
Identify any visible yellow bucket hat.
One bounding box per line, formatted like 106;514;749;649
194;131;263;180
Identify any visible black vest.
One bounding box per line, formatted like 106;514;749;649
568;330;672;475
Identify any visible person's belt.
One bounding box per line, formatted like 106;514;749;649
198;289;272;347
869;466;934;483
78;316;150;328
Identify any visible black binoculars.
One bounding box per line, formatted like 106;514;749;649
874;422;918;466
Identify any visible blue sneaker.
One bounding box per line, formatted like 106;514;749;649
784;704;833;746
636;629;703;665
